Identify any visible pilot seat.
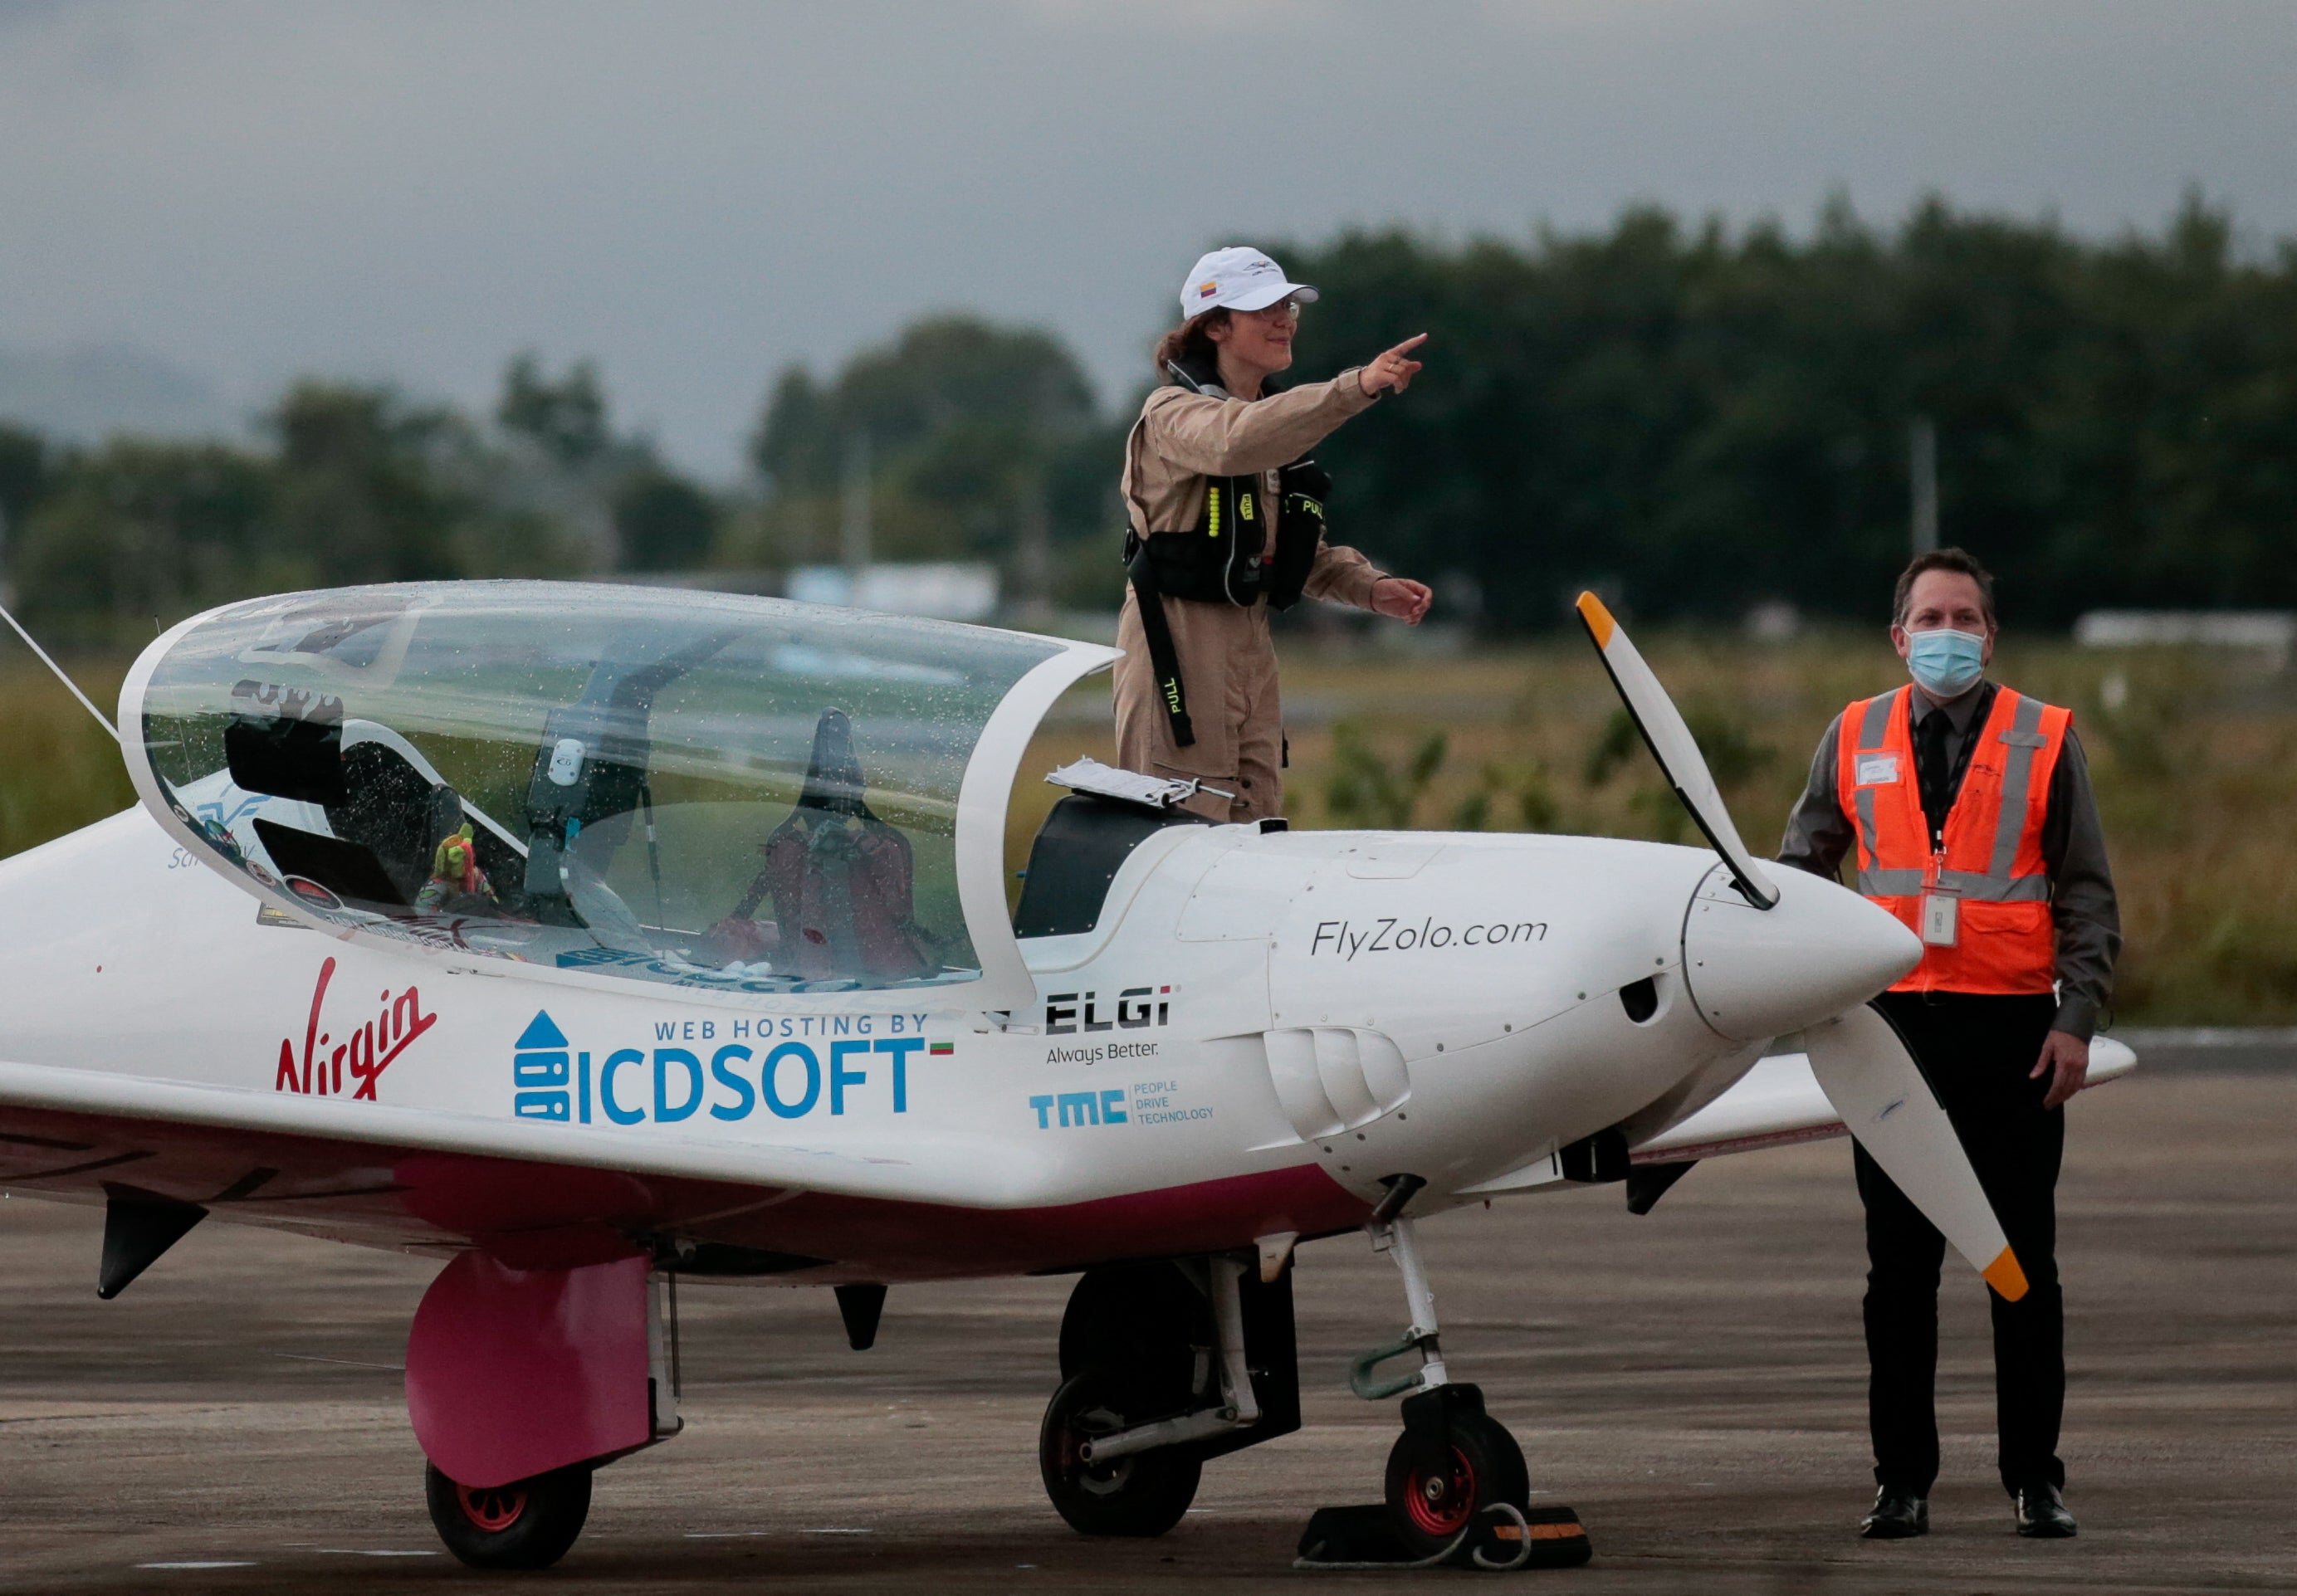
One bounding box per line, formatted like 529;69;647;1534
708;709;938;982
326;742;470;905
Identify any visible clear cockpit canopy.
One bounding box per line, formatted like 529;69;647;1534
128;583;1080;1001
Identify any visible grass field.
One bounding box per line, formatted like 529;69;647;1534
1009;630;2295;1027
4;632;2288;1026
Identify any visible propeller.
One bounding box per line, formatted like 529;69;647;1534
1575;590;2027;1301
1805;1004;2028;1300
1576;593;1778;908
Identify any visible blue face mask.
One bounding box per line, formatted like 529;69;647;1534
1904;627;1987;698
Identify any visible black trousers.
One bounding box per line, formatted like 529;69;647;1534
1855;991;2065;1496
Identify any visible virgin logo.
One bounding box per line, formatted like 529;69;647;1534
273;956;437;1101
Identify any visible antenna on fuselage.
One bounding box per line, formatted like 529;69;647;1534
0;599;120;742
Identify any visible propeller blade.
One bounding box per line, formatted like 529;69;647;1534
1805;1003;2027;1301
1575;593;1779;909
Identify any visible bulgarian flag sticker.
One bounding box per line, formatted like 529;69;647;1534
929;1041;954;1057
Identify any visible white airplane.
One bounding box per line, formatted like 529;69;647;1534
0;583;2131;1570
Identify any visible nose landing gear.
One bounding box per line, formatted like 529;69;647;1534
1282;1178;1589;1569
1351;1194;1537;1559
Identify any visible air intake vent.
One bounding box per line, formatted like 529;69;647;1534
1260;1027;1411;1143
1620;976;1659;1023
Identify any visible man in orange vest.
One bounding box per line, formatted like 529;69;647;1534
1780;548;2120;1541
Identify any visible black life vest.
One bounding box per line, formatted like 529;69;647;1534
1121;358;1334;749
1124;356;1328;614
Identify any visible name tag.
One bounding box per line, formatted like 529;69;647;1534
1921;891;1960;948
1855;754;1899;786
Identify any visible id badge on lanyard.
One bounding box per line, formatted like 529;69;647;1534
1919;849;1959;948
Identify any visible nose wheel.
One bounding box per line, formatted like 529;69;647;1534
1382;1389;1530;1559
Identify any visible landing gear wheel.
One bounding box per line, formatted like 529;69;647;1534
424;1460;594;1569
1039;1369;1203;1537
1382;1408;1529;1560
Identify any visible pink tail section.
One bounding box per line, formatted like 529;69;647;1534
406;1251;652;1488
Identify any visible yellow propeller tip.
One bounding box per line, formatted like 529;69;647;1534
1576;591;1615;647
1982;1246;2029;1301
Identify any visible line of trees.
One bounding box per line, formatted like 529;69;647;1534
3;194;2293;640
1277;193;2297;629
736;316;1119;609
0;356;722;642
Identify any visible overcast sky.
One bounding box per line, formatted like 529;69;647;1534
2;0;2294;477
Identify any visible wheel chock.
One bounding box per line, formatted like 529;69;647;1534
1294;1501;1592;1570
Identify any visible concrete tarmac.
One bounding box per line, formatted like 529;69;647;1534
2;1071;2291;1594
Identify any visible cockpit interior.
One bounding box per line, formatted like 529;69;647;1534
134;583;1097;998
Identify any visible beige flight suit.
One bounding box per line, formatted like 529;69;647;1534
1115;369;1389;823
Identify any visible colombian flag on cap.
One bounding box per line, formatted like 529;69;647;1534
1197;281;1219;299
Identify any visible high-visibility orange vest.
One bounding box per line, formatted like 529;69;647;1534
1835;684;2071;995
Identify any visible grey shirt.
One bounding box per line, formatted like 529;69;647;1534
1777;680;2121;1039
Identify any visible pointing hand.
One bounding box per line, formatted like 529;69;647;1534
1359;334;1428;398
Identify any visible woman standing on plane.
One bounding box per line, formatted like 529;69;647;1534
1116;246;1434;822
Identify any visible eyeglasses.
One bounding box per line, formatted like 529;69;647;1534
1239;297;1302;322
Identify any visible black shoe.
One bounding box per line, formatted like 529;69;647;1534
1860;1487;1929;1539
2014;1482;2077;1538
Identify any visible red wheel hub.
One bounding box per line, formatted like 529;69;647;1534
455;1481;529;1533
1404;1445;1478;1538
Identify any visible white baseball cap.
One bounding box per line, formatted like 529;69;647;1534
1178;246;1320;320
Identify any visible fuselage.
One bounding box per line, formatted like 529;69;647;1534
0;799;1914;1281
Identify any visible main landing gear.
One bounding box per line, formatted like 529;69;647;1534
1039;1255;1300;1536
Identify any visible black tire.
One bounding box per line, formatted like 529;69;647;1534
1382;1408;1530;1560
1039;1369;1202;1537
424;1460;594;1570
1058;1263;1204;1393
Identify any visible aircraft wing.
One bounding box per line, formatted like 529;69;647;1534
0;1062;1354;1284
0;1054;1061;1257
1633;1033;2138;1164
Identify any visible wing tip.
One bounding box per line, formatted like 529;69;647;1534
1575;591;1615;647
1982;1245;2029;1301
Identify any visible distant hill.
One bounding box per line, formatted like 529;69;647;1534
0;346;242;445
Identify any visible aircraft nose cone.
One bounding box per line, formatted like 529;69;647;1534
1680;863;1922;1042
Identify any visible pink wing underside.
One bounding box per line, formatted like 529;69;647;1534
0;1103;1367;1283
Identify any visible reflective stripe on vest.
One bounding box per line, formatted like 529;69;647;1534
1837;684;2070;994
